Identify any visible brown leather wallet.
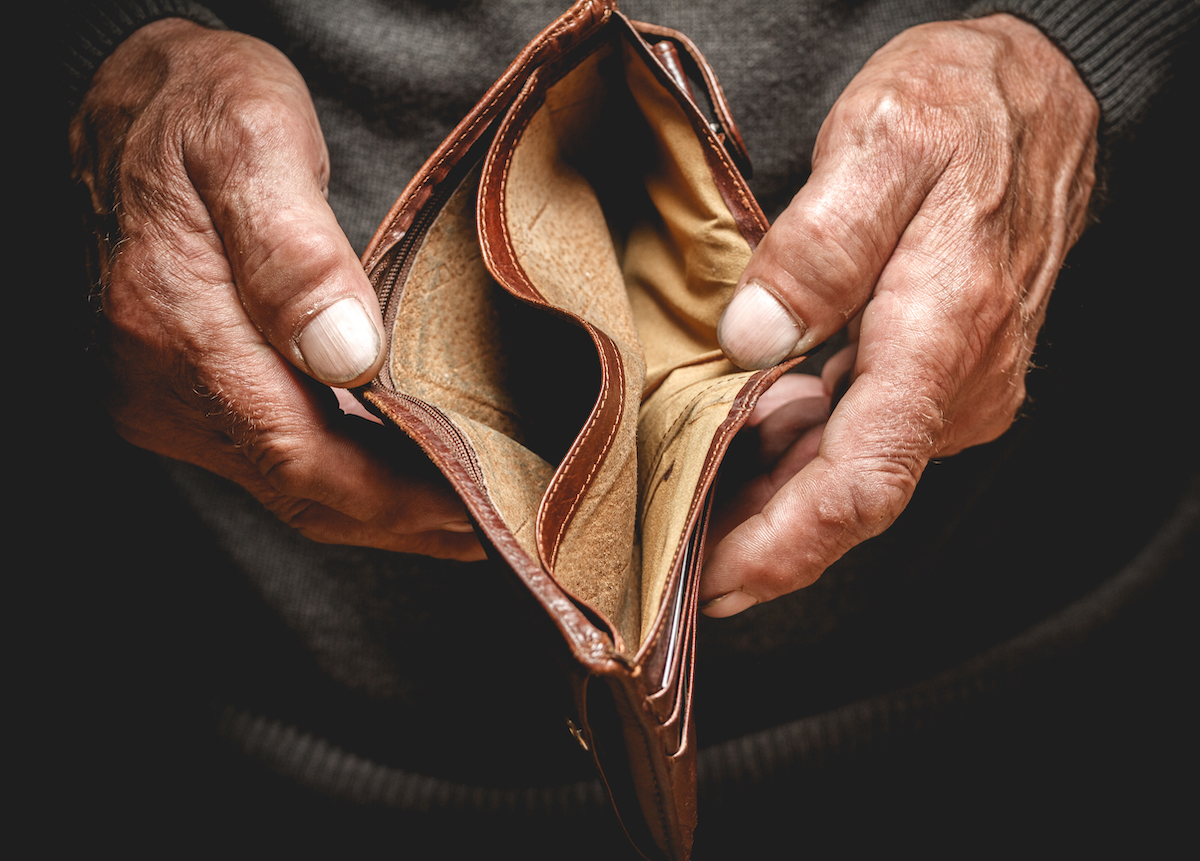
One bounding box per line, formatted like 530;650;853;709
356;2;796;857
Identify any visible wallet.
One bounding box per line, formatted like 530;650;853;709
356;2;797;857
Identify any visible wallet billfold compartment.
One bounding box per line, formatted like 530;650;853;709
357;2;796;857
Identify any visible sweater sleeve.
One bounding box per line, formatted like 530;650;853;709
63;0;227;120
966;0;1198;142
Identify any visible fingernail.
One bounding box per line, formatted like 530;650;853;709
298;298;381;384
717;283;805;369
700;591;759;618
441;521;475;534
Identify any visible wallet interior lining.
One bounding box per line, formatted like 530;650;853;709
501;37;755;652
390;164;600;557
386;32;756;656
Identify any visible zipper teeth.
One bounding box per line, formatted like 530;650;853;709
373;195;447;312
396;390;486;488
367;182;486;490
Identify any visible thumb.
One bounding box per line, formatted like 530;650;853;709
186;76;384;388
717;89;942;370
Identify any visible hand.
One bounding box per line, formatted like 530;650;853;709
702;15;1098;616
70;19;483;559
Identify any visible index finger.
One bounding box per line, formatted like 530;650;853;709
700;287;938;614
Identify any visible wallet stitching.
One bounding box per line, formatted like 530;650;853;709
370;2;605;271
637;379;762;667
478;79;547;305
543;330;624;570
620;681;673;853
624;22;758;223
420;0;606;190
694;112;754;219
479;70;626;574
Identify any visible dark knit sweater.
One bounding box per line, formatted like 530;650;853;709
59;2;1198;857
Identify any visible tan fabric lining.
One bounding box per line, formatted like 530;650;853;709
391;166;563;562
636;363;756;640
621;47;752;398
502;38;755;652
388;32;755;655
457;416;554;558
504;49;646;649
391;167;527;442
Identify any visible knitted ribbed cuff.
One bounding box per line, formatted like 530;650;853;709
63;0;227;120
966;0;1198;141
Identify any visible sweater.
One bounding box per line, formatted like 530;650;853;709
59;2;1199;856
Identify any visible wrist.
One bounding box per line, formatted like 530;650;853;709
63;1;225;122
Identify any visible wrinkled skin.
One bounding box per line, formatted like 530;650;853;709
702;14;1098;616
70;15;1097;601
70;19;483;559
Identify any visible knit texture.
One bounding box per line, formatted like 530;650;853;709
968;0;1199;139
63;0;225;119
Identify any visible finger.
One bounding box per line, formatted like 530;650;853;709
746;373;826;427
212;363;476;536
119;420;483;561
182;56;385;388
755;395;831;464
110;341;480;555
706;387;829;570
820;342;858;398
333;387;383;424
701;375;928;616
290;506;485;559
717;54;950;370
701;244;972;614
705;420;826;562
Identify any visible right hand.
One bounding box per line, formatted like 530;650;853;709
70;18;483;560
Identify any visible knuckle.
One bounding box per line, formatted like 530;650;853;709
195;66;318;165
180;85;322;203
192;383;318;501
269;495;322;532
768;224;871;315
857;459;920;525
816;456;921;544
981;376;1026;442
248;227;347;289
751;565;811;601
211;92;294;152
255;489;344;544
833;82;949;173
236;228;355;336
834;54;1020;217
103;247;184;332
192;44;306;134
246;426;313;499
259;447;321;505
731;528;819;599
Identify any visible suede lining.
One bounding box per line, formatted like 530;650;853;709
389;33;755;655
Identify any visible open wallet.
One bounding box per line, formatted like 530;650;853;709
355;2;800;858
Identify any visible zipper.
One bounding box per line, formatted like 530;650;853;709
393;390;487;490
366;173;487;491
372;185;454;315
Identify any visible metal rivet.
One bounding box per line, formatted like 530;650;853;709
566;718;589;751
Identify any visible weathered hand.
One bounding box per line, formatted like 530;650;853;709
703;15;1098;616
71;19;483;559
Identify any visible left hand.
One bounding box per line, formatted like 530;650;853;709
702;15;1098;616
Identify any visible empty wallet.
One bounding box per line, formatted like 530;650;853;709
356;2;798;858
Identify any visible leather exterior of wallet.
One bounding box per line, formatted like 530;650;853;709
356;3;797;857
